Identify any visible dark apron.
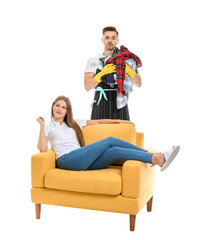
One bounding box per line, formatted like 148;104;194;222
90;81;130;120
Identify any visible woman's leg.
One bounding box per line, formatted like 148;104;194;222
57;137;149;171
87;146;153;170
102;137;148;152
57;137;121;170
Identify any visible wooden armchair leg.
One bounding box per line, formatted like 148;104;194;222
129;215;136;231
35;204;41;219
147;196;153;212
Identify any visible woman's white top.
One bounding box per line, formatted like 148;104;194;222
44;119;87;160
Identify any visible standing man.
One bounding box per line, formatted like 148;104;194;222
84;26;142;120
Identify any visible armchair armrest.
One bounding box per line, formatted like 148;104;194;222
122;160;156;198
136;132;144;148
31;149;56;187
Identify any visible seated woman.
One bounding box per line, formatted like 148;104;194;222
36;95;180;171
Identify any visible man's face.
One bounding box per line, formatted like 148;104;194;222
102;31;119;51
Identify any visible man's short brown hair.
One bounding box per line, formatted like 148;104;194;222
102;26;119;36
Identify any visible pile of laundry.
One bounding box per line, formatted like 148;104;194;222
99;45;142;109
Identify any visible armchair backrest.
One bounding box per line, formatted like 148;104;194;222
82;123;136;146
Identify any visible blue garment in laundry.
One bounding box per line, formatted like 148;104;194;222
101;73;115;84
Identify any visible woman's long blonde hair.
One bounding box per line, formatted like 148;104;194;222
51;96;85;147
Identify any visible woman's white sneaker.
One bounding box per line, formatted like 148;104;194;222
161;146;180;171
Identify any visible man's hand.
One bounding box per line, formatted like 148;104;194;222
95;64;116;83
125;64;136;79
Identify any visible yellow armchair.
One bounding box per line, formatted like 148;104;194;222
31;124;156;231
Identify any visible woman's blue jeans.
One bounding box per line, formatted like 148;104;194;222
57;137;154;171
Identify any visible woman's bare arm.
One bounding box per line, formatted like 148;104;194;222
36;116;48;152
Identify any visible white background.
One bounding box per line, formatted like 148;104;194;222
0;0;198;239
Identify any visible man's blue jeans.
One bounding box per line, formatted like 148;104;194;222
57;137;154;171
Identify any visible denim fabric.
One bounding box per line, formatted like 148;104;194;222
101;73;115;84
57;137;153;171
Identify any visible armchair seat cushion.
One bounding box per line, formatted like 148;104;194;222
45;165;122;195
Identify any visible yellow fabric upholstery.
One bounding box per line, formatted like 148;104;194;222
31;149;55;187
82;123;136;145
136;132;144;148
31;123;156;228
31;183;155;215
122;161;156;198
45;166;122;195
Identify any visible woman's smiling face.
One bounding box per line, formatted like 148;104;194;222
52;100;67;122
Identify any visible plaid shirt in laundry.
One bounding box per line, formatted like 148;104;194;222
106;45;142;96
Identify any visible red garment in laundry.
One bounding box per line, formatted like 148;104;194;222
106;45;142;96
